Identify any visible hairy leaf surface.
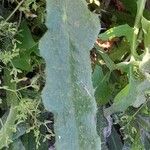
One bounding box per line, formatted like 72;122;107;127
39;0;101;149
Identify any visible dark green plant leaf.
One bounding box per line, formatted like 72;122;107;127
21;132;36;150
109;40;130;62
110;0;150;26
13;21;38;71
39;0;101;149
95;44;117;71
92;65;111;104
121;0;137;16
21;132;49;150
17;21;36;50
92;65;104;88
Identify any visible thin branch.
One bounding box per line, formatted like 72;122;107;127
5;0;24;22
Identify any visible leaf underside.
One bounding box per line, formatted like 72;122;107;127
39;0;101;149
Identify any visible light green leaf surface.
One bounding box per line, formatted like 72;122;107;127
105;75;150;115
39;0;101;149
99;24;133;44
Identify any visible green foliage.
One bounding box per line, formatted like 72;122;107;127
0;0;150;149
93;0;150;148
0;0;52;149
100;0;150;116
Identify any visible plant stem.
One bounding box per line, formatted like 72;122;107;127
129;0;147;92
131;0;146;59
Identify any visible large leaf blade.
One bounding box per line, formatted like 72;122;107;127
39;0;101;149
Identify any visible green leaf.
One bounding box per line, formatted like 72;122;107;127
95;44;117;71
39;0;101;149
112;11;135;26
21;132;49;150
113;84;129;103
12;21;38;71
92;65;104;88
109;40;130;62
98;24;133;44
17;21;36;50
92;65;111;104
137;115;150;132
